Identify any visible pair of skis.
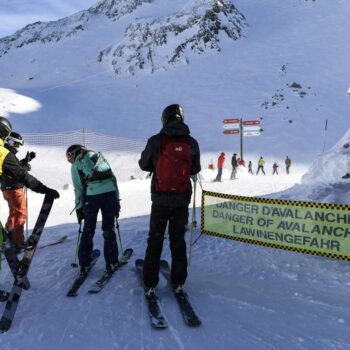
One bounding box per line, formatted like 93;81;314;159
0;194;55;333
66;248;133;297
136;259;201;329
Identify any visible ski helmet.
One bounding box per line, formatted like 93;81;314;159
66;144;86;163
6;131;24;147
161;104;184;126
0;116;12;140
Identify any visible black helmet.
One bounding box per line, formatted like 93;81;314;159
66;144;86;163
6;131;24;147
161;104;184;126
0;116;12;140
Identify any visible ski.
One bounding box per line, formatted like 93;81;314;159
88;248;133;294
38;235;68;249
0;237;31;290
66;249;100;297
135;259;167;329
160;260;201;327
0;194;55;333
0;290;9;302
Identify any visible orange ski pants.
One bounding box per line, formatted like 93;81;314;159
2;188;27;245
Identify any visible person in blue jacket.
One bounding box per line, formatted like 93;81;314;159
66;144;120;275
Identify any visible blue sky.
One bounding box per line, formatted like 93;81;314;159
0;0;97;37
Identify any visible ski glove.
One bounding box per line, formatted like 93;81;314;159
115;202;121;219
76;208;84;224
26;151;36;163
44;187;60;199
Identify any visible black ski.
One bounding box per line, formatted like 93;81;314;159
160;260;201;327
135;259;167;329
38;235;68;249
0;194;55;333
0;290;9;302
66;249;100;297
0;236;31;290
88;248;133;294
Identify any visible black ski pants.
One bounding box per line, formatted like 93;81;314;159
79;191;118;268
143;204;188;288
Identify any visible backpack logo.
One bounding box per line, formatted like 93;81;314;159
156;136;192;193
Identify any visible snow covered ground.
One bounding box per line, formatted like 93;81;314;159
0;144;349;349
0;0;350;348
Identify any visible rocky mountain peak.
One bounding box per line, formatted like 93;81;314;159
89;0;154;20
0;0;247;76
97;0;247;75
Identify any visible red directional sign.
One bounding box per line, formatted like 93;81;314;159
223;129;240;135
223;118;240;124
242;120;260;126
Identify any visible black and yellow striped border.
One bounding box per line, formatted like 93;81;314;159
201;190;350;261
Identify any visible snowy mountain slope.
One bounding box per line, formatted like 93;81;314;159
271;128;350;204
0;0;349;162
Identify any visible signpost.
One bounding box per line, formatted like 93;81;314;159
223;118;240;124
243;130;261;137
223;129;240;135
242;120;260;126
223;124;240;130
222;118;262;160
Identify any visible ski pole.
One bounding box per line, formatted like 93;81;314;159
191;232;203;247
193;179;197;228
188;178;197;266
115;220;124;258
71;223;82;268
25;187;28;239
0;222;4;271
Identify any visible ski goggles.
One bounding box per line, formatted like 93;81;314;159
66;151;76;163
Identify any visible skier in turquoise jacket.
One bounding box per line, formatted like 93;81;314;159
66;144;120;275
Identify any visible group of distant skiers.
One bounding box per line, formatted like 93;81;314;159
0;104;201;305
213;153;292;182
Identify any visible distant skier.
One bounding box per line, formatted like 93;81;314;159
0;132;36;252
230;153;238;180
256;156;266;175
66;144;120;275
138;104;201;297
285;156;292;174
0;116;59;301
214;152;225;182
272;162;279;175
248;161;253;175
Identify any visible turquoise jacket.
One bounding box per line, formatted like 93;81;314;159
71;150;119;210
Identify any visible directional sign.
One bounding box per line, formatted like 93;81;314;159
223;129;240;135
243;131;261;137
242;120;260;126
223;118;240;124
223;123;240;130
243;125;262;131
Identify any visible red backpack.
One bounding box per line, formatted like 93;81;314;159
155;136;192;193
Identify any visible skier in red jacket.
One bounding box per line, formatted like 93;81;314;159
213;152;225;182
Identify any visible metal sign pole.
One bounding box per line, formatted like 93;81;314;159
240;119;243;160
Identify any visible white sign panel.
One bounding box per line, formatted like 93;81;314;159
223;124;240;130
243;131;261;137
242;125;262;131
